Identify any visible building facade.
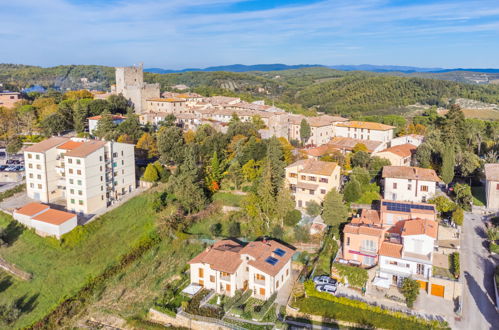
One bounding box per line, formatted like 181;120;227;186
0;91;21;108
382;166;441;203
285;159;341;208
24;137;136;215
485;163;499;209
335;121;395;145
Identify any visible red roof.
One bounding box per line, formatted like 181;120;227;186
31;209;76;225
15;203;49;216
56;141;84;150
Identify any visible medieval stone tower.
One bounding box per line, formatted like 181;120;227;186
114;63;160;114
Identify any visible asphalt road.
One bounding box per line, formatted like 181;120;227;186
457;212;499;330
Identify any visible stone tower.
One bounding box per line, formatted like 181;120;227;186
114;63;160;114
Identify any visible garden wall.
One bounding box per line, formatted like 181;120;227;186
148;308;232;330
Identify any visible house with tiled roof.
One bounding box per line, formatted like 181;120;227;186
285;159;341;208
335;121;395;145
88;114;126;135
382;166;441;203
188;239;295;300
373;143;417;166
484;163;499;209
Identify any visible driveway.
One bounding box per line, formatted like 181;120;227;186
457;212;499;330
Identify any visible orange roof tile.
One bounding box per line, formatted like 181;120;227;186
336;121;395;131
351;209;382;226
401;219;438;238
65;140;106;158
382;166;441;182
303;145;338;157
56;141;84;150
286;159;338;176
240;240;295;276
343;224;384;237
15;203;49;216
188;239;244;273
379;242;403;258
31;209;76;225
376;143;416;158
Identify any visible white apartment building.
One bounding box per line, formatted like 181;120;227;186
285;159;341;208
287;115;348;146
188;239;295;300
382;166;441;203
375;219;437;289
24;137;136;215
335;121;395;146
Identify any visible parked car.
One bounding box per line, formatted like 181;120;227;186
313;275;338;286
316;284;337;295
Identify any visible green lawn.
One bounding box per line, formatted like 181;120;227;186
212;191;245;207
0;192;159;329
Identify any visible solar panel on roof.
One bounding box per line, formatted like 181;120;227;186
384;201;434;212
265;256;278;265
274;248;286;257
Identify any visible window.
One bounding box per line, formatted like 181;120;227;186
221;272;230;278
497;183;499;190
78;190;82;196
37;174;41;179
408;184;412;190
319;178;328;183
28;163;32;169
121;160;124;165
101;186;103;191
35;154;40;160
70;199;75;204
28;154;32;159
393;182;397;189
70;189;74;194
225;284;231;292
420;185;428;192
289;173;297;178
286;269;289;276
68;158;72;164
36;164;41;170
37;184;42;189
361;240;376;252
259;287;265;296
101;176;103;182
210;275;215;282
29;173;33;179
321;189;326;194
346;237;350;246
76;159;81;165
69;179;74;184
77;170;81;175
69;169;73;174
198;268;204;278
101;195;104;200
309;189;314;195
77;180;82;185
389;260;398;265
416;264;425;275
100;166;102;171
121;150;124;156
78;200;83;205
255;273;265;281
100;156;103;161
363;256;375;266
300;175;306;180
30;183;34;188
276;280;279;289
308;176;316;182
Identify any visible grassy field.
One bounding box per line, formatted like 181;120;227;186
212;191;245;207
0;192;159;329
471;186;486;206
462;109;499;120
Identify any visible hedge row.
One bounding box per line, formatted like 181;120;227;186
0;184;25;203
298;281;448;330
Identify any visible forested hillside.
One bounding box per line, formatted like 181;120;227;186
1;64;499;116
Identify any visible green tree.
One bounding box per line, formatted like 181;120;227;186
157;126;185;164
300;119;311;145
322;189;348;228
415;143;433;168
118;112;143;142
226;161;243;189
284;210;302;226
368;157;391;178
272;225;284;239
142;163;159;182
428;196;456;214
440;147;455;185
40;112;68;136
353;143;368;153
452;207;464;226
205;151;224;192
72;98;92;133
228;222;241;237
210;223;223;237
351;151;370;168
276;184;296;226
343;178;362;202
401;278;420;308
457;151;481;178
454;183;473;210
306;201;321;217
266;137;285;194
108;94;133;114
93;110;117;140
136;132;158;159
153;161;169;182
0;302;21;325
6;137;22;155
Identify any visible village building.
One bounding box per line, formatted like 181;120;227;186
24;137;136;215
285;159;341;208
484;163;499;209
382;166;441;203
0;91;22;108
334;121;395;146
373;143;417;166
327;137;385;154
88;114;126;135
188;239;295;300
390;134;424;147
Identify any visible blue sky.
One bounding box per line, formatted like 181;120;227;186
1;0;499;68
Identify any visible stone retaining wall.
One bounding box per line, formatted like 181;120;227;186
148;308;232;330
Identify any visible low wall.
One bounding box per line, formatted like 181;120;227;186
0;257;32;280
148;308;233;330
285;305;367;329
429;276;462;301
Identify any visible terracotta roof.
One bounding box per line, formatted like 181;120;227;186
240;240;295;276
87;114;126;120
379;241;403;258
401;219;438;239
188;239;244;274
31;209;76;225
343;224;384;237
56;141;84;150
382;166;441;182
147;98;186;102
485;163;499;181
286;159;338;176
14;202;49;216
65;140;106;158
336;121;395;131
351;209;381;226
303;145;338;157
24;137;69;153
375;144;416;158
328;137;383;153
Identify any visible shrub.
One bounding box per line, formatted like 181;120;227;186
343;178;362;202
332;264;368;288
401;278;420;308
452;207;464;226
294;226;310;243
429;196;456;214
210;223;223;237
185;290;223;319
0;184;25;203
284;210;301;226
253;293;277;320
449;252;460;278
305;201;321;217
0;302;21;325
453;183;473;210
60;225;90;248
228;221;241;237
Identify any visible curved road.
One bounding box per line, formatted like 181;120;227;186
457;212;499;330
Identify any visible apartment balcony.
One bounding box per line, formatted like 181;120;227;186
220;275;231;282
253;278;266;286
359;247;378;256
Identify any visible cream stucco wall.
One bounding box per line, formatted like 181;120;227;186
485;179;499;209
383;177;436;203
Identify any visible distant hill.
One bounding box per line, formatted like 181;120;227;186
145;64;322;74
327;64;444;73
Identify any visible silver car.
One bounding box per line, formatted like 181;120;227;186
316;284;337;295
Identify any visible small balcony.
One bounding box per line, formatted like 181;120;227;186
253;278;265;286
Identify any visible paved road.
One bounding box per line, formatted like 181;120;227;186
457;212;499;330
